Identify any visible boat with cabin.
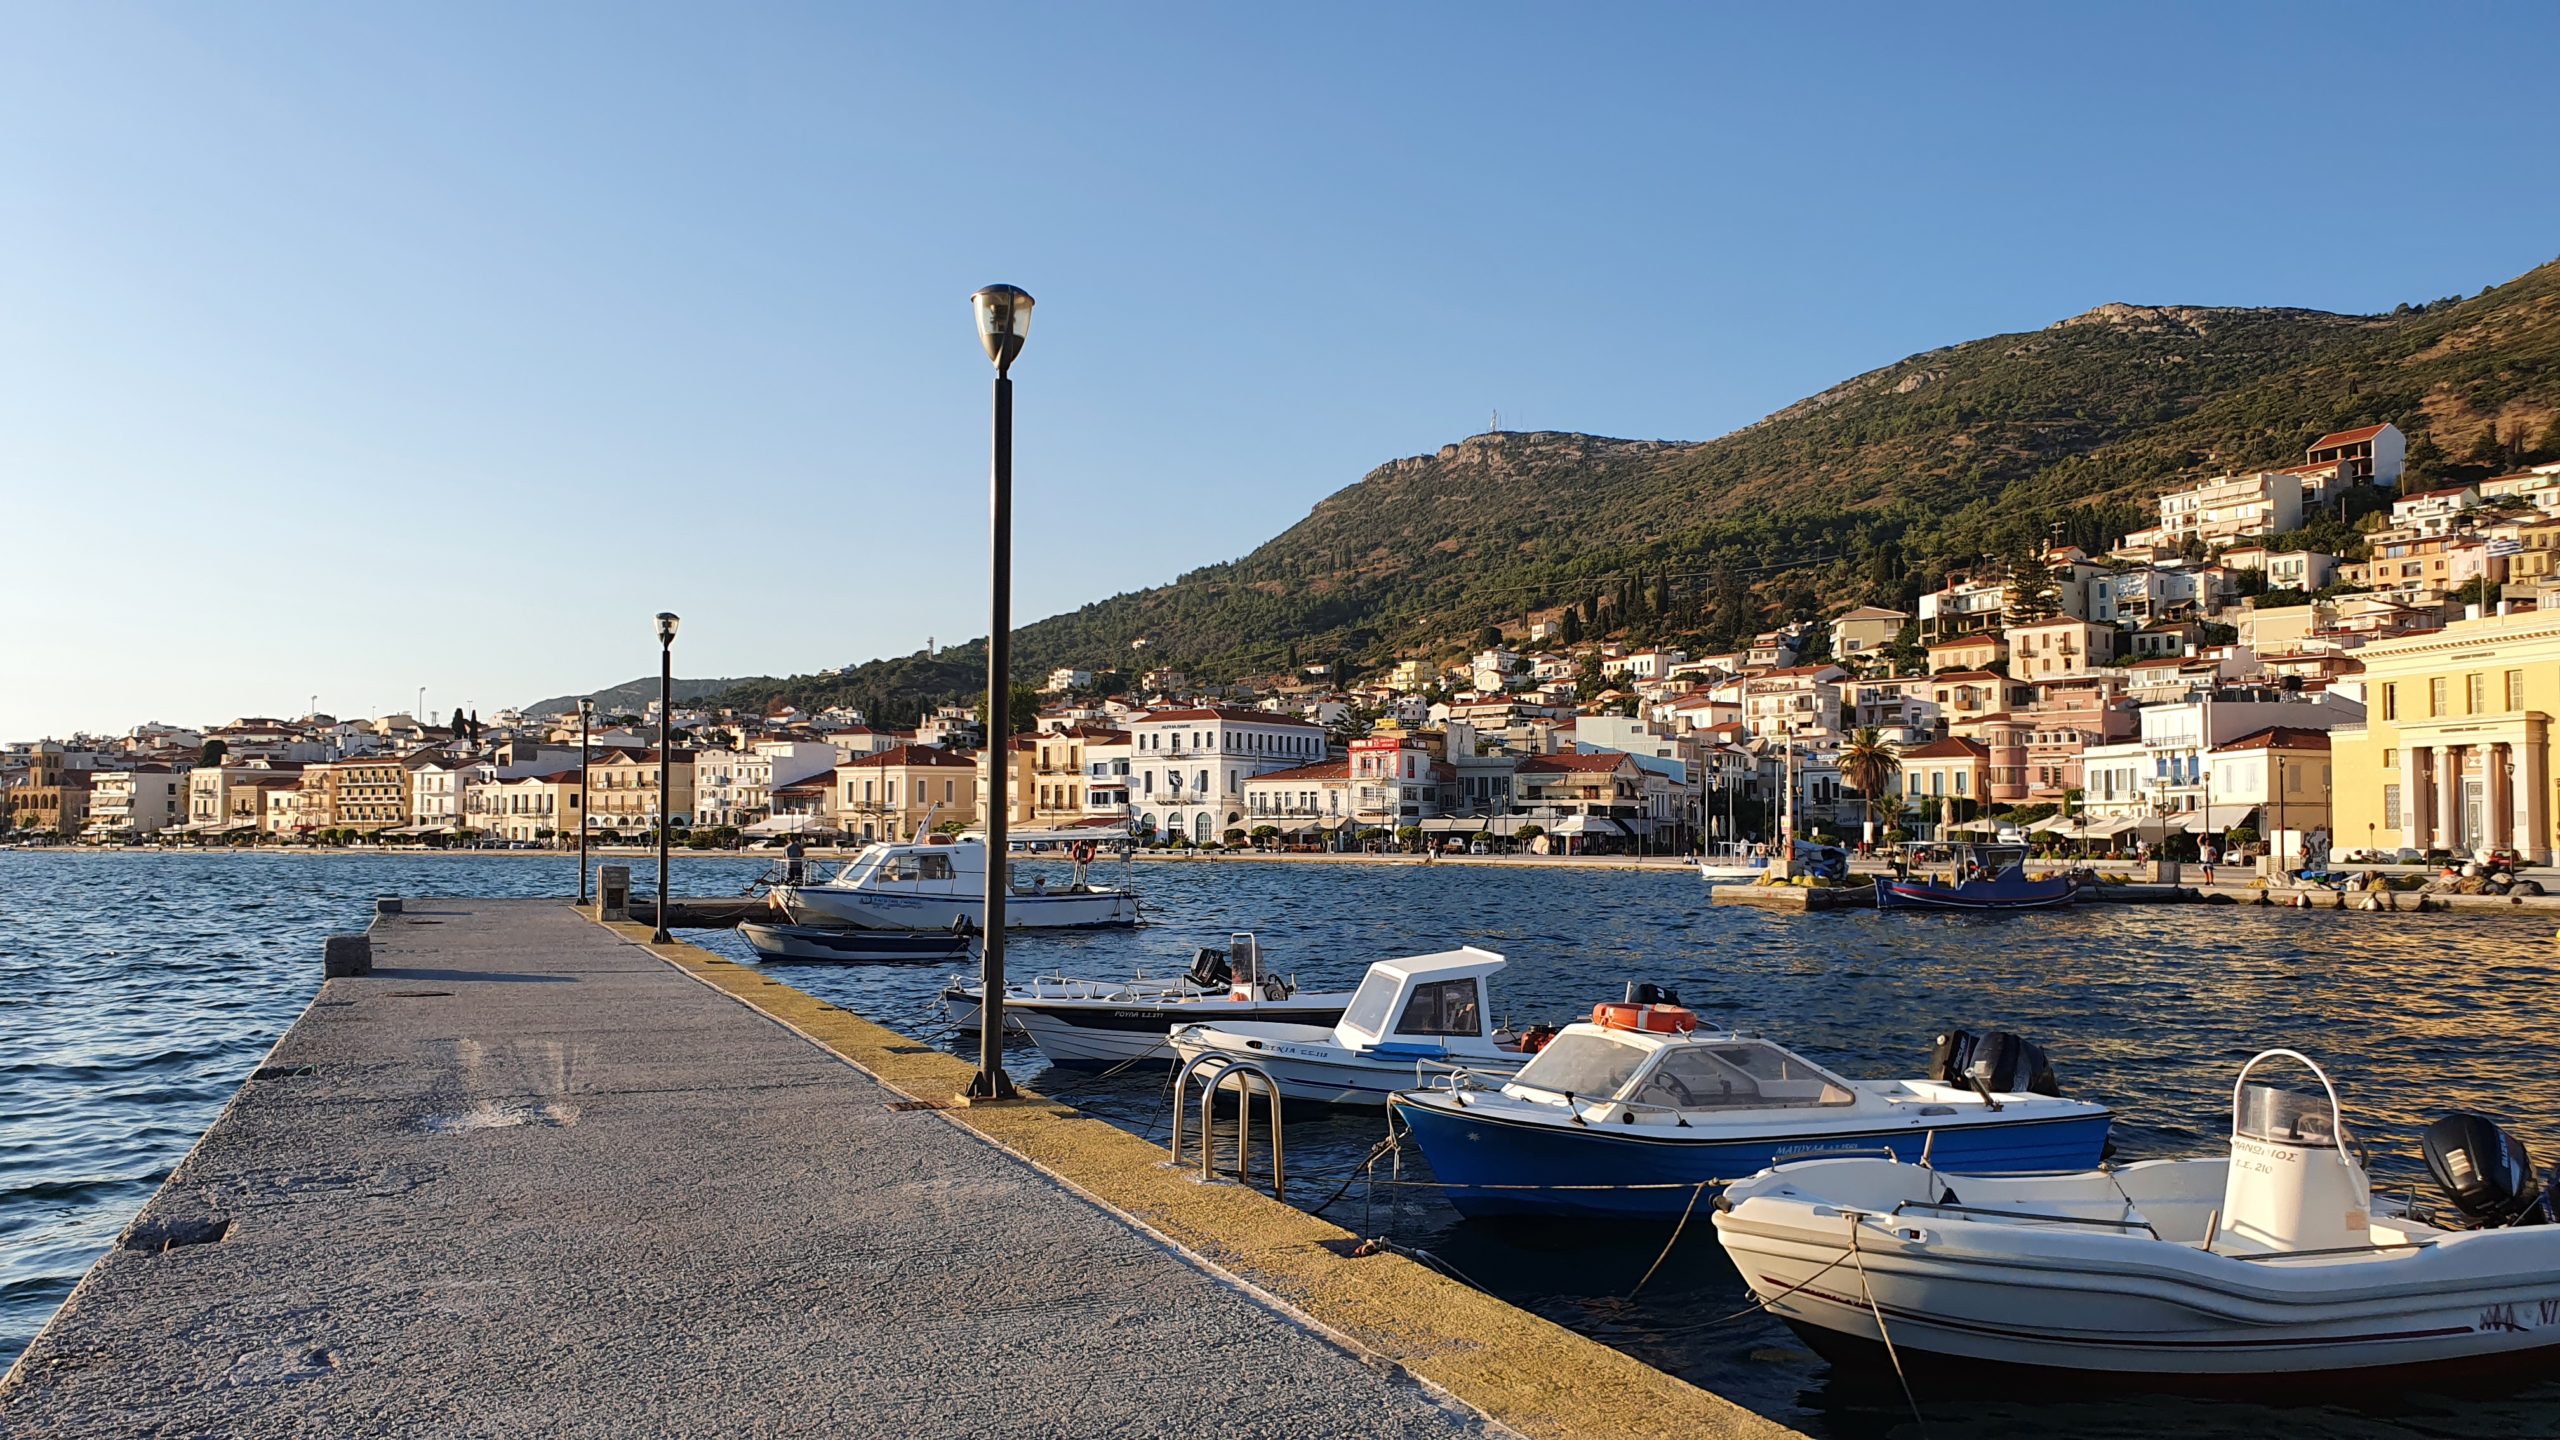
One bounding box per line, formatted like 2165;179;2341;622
771;832;1138;931
1390;1002;2111;1220
1875;841;2080;911
1167;946;1539;1105
1715;1049;2560;1377
1003;934;1356;1068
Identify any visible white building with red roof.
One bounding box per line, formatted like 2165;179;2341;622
2304;422;2404;491
1129;705;1329;845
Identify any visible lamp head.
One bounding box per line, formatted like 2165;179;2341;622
655;612;681;647
970;284;1035;372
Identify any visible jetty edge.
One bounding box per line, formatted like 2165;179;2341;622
604;907;1800;1440
0;897;1801;1440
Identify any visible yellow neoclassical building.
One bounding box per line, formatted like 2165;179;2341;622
2332;611;2560;862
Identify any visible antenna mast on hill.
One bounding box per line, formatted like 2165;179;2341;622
1490;408;1501;435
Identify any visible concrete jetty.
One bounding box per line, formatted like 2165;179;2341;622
0;900;1797;1440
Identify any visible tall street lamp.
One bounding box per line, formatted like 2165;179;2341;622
967;282;1033;1103
653;611;680;944
577;697;595;905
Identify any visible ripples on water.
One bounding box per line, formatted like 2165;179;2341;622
8;852;2560;1437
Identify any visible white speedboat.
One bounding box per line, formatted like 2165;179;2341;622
1004;935;1355;1068
1168;946;1538;1105
1695;842;1770;884
772;834;1138;931
1391;1009;2110;1220
942;944;1247;1032
1716;1049;2560;1377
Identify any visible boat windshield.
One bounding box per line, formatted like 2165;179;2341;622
1510;1032;1649;1100
1627;1041;1855;1111
1338;969;1401;1040
2236;1084;2341;1147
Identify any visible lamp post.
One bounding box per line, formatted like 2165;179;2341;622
653;612;680;944
577;697;594;904
967;282;1034;1103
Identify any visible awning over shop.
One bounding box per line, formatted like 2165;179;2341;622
742;814;835;837
1416;818;1488;833
1941;818;2001;834
2197;805;2262;831
1546;814;1628;837
2023;815;2081;834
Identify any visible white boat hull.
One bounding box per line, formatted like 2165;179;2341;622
942;975;1210;1032
1717;1158;2560;1375
1168;1025;1525;1106
776;884;1137;931
1008;994;1354;1069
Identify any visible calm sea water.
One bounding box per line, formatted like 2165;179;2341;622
8;850;2560;1438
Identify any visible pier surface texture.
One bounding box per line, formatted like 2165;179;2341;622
2;899;1795;1440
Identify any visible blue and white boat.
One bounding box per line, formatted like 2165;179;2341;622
1167;946;1537;1106
1389;1011;2112;1220
1875;843;2079;911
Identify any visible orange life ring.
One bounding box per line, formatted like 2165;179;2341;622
1591;1001;1697;1035
1069;840;1098;864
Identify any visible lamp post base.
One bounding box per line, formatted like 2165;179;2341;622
962;1070;1019;1103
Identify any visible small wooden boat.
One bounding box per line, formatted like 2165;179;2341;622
1716;1050;2560;1378
737;920;973;964
1876;844;2079;911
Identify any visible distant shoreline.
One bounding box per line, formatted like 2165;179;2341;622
2;844;1697;873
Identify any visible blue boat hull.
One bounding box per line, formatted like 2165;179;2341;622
1391;1098;2112;1220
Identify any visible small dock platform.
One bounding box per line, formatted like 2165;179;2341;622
0;899;1796;1440
1711;883;1874;911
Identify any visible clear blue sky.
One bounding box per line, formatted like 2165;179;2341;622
6;2;2557;738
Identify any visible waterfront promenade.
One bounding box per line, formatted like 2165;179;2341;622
0;899;1794;1440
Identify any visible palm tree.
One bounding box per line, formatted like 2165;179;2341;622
1838;727;1903;850
1872;790;1907;848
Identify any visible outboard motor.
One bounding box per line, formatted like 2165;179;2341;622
2423;1113;2559;1226
1929;1028;2062;1097
1185;947;1231;990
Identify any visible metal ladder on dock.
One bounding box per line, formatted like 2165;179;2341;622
1168;1053;1285;1200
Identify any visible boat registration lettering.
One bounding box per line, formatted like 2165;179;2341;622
1773;1142;1868;1160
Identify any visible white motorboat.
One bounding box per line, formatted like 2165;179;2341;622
1392;1010;2110;1220
1695;842;1770;884
772;834;1138;931
1005;935;1355;1068
1167;946;1537;1105
1716;1049;2560;1377
941;945;1241;1032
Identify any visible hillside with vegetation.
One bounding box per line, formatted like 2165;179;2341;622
723;256;2560;722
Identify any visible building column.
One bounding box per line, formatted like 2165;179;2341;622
2434;745;2464;853
2399;744;2422;851
2489;744;2513;856
2514;737;2547;865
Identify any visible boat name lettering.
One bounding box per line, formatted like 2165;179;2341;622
2479;1302;2529;1333
1772;1142;1867;1160
2544;1298;2560;1327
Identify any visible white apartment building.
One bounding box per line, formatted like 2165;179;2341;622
410;756;476;834
2391;485;2479;537
1043;667;1093;694
1129;706;1329;845
2127;470;2303;551
1738;665;1847;740
85;766;184;837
